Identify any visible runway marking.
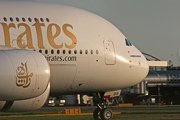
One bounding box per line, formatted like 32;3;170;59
0;112;121;117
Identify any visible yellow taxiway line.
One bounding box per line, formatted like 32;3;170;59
0;112;121;117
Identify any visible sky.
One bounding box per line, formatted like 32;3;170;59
35;0;180;65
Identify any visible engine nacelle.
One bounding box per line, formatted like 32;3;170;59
0;49;50;101
0;82;50;112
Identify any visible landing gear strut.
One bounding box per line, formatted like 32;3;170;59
93;93;113;120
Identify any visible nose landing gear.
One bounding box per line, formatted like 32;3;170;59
93;108;113;120
93;93;113;120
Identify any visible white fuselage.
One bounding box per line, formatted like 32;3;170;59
0;1;149;95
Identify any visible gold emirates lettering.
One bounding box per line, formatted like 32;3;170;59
0;21;77;49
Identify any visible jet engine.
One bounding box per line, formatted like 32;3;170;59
0;49;50;101
0;82;50;112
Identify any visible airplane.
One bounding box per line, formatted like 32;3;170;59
0;1;149;120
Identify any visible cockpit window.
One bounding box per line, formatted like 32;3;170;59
125;39;129;46
125;39;132;46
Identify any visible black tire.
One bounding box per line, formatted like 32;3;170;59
100;108;113;120
93;108;101;120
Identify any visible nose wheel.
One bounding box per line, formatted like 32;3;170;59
93;93;113;120
93;108;101;120
93;108;113;120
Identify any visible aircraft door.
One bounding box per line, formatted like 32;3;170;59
103;40;116;65
70;58;89;90
50;64;77;93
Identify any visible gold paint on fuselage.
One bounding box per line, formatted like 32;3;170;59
1;23;16;47
47;23;63;48
63;24;77;48
17;23;34;48
32;20;45;48
0;20;77;49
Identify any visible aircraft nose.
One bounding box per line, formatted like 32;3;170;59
133;52;149;84
141;54;149;75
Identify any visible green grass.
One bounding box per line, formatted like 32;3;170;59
118;110;180;113
1;114;180;120
114;114;180;120
1;105;180;120
109;105;180;108
0;116;94;120
0;112;54;116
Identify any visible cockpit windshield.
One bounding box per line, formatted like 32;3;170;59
125;39;132;46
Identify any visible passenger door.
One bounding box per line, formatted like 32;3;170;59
103;40;116;65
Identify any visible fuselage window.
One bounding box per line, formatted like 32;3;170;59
10;17;13;22
91;50;93;54
39;49;42;53
85;50;88;54
3;17;7;22
45;50;48;54
74;50;77;54
46;18;50;22
80;50;83;54
22;17;26;22
51;50;54;54
40;18;44;22
16;17;19;22
63;50;66;54
96;50;99;54
68;50;71;54
57;50;60;54
34;18;38;22
28;18;32;22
